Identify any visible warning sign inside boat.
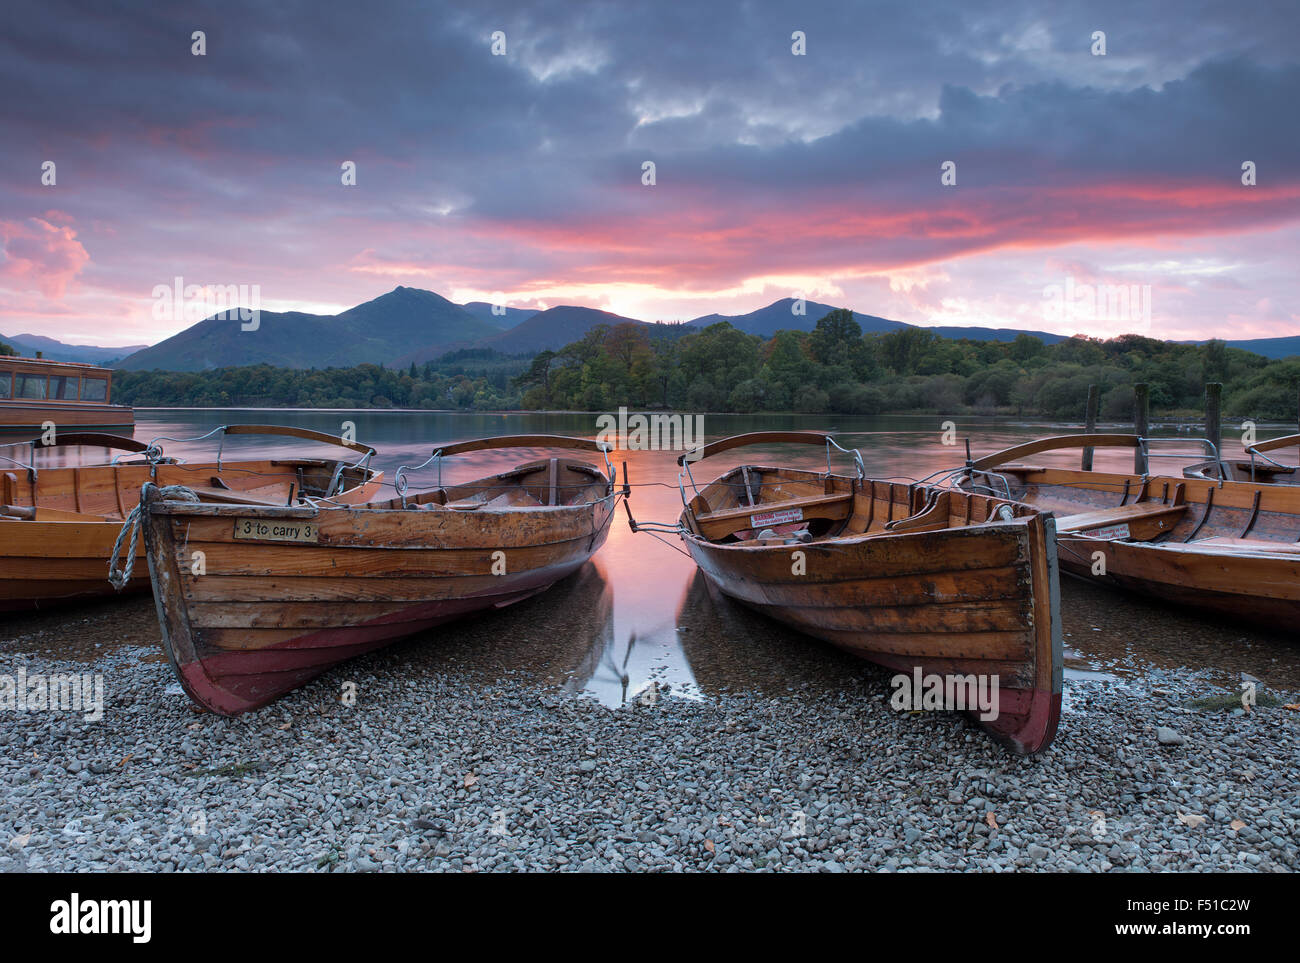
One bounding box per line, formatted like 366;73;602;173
1081;523;1129;540
749;507;804;528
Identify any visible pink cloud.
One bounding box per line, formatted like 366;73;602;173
0;217;91;298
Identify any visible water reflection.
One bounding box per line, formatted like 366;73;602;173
1059;577;1300;690
370;560;617;690
676;570;878;696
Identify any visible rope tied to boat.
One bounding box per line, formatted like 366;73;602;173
107;485;200;590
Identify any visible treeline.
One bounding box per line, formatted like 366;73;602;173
113;311;1300;421
513;311;1299;420
114;349;530;409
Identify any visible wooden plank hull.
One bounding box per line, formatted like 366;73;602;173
141;478;616;715
1063;537;1300;624
986;465;1300;630
678;470;1062;754
0;458;382;611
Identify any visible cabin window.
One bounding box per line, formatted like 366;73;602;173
80;376;108;401
14;372;47;399
0;373;10;399
49;375;77;399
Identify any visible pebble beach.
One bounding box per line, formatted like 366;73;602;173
2;582;1297;874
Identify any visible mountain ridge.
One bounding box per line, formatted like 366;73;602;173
0;332;148;365
108;286;1300;370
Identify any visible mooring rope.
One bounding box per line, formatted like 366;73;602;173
107;485;200;590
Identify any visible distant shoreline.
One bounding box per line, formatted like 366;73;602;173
130;406;1297;430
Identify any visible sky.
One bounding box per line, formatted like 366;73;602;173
1;0;1298;348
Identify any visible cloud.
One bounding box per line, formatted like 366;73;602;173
0;0;1298;342
0;217;90;297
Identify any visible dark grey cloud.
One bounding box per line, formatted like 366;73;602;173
3;0;1296;214
1;0;1298;335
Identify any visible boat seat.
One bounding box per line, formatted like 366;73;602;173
0;505;104;521
1056;501;1186;536
444;489;544;511
1230;461;1295;475
185;485;295;507
694;493;853;540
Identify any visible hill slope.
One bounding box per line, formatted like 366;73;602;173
687;298;907;337
928;325;1069;345
118;286;498;371
483;305;651;355
1220;336;1300;361
0;332;148;365
460;302;540;329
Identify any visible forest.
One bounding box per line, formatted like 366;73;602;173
109;310;1300;422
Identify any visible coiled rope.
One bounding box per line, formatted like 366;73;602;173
108;485;199;590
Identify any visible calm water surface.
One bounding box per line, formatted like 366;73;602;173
35;409;1300;705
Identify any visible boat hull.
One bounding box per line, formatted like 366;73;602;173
0;402;134;435
142;492;616;714
684;504;1063;754
1057;532;1300;626
988;465;1300;631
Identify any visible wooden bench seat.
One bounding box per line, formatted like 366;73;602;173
694;493;853;540
1057;501;1186;538
187;485;295;507
0;505;111;522
445;489;544;511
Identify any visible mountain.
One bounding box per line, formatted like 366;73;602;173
118;286;498;371
460;301;539;329
928;325;1069;345
484;305;651;355
687;298;906;337
106;285;1300;372
682;300;1073;345
0;332;148;365
117;310;353;370
1220;336;1300;361
333;287;498;354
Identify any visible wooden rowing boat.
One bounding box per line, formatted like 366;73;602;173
0;426;382;612
139;435;619;715
960;433;1300;629
1185;433;1300;484
638;431;1062;754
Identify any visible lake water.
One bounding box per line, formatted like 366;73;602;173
41;409;1300;703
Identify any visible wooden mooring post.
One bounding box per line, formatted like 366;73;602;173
1133;383;1150;474
1205;383;1222;461
1082;384;1099;471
